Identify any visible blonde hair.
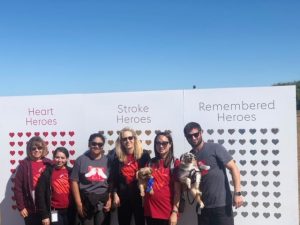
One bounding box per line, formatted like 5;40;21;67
26;136;49;160
115;127;143;162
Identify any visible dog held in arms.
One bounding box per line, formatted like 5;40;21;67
136;167;154;200
177;152;210;208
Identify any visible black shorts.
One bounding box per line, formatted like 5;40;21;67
198;205;234;225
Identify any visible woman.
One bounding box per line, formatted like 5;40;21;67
111;127;150;225
35;147;75;225
70;133;112;225
144;131;181;225
14;136;52;225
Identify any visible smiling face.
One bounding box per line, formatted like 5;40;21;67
155;135;171;159
89;136;105;158
53;151;68;168
121;131;135;154
30;141;44;161
186;128;203;148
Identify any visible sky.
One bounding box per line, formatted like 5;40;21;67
0;0;299;97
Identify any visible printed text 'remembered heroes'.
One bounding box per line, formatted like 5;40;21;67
26;108;57;126
199;100;275;122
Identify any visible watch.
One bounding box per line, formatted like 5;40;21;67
234;191;242;196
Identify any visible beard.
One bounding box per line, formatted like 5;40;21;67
190;137;203;148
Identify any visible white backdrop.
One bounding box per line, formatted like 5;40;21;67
0;86;297;225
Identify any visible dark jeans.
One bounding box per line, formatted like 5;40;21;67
76;210;110;225
24;213;42;225
117;197;145;225
146;217;169;225
51;208;69;225
197;205;234;225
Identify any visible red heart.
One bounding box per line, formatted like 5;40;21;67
69;150;75;155
18;150;24;156
26;132;31;137
9;142;15;147
51;132;57;137
17;132;23;137
69;131;75;137
34;132;40;136
10;150;15;156
70;160;75;165
9;132;15;138
60;131;66;137
52;141;57;146
45;141;49;145
43;132;48;137
18;141;23;147
10;160;16;165
10;169;16;174
60;141;66;146
69;141;75;146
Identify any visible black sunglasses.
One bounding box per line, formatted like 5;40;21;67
155;141;169;147
91;142;104;148
186;132;200;139
31;146;43;151
121;136;134;142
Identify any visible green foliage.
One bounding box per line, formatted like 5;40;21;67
273;80;300;110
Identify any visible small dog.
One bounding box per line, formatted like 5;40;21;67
178;152;210;208
136;167;154;197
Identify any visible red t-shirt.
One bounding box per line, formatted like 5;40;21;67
144;159;180;219
51;167;70;209
121;154;139;184
31;161;46;189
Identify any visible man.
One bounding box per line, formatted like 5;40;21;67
183;122;243;225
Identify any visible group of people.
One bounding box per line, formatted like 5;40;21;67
14;122;243;225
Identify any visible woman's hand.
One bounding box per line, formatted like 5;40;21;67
113;192;120;208
20;208;28;218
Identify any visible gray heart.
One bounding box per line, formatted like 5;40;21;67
241;191;247;196
240;170;247;176
274;213;281;219
260;128;267;134
273;192;281;198
251;191;258;197
207;139;214;143
228;129;235;135
228;150;235;155
233;212;237;217
218;139;225;145
241;212;248;217
217;129;224;135
273;171;280;177
252;212;259;218
250;149;257;155
239;149;246;155
272;149;279;155
239;139;246;145
263;202;270;208
252;202;259;207
261;149;268;155
228;139;235;145
242;201;248;207
239;160;247;166
250;139;257;145
262;181;269;187
261;160;268;166
238;129;245;134
241;181;247;186
251;181;258;186
207;129;214;135
249;128;256;134
263;213;270;218
274;202;281;208
251;170;258;176
250;160;257;166
273;181;280;187
272;160;280;166
262;192;269;197
261;139;268;145
272;139;279;145
262;171;269;176
271;128;279;134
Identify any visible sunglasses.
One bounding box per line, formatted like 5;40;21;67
31;146;43;151
186;132;200;139
155;141;169;147
91;142;104;148
121;136;134;142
